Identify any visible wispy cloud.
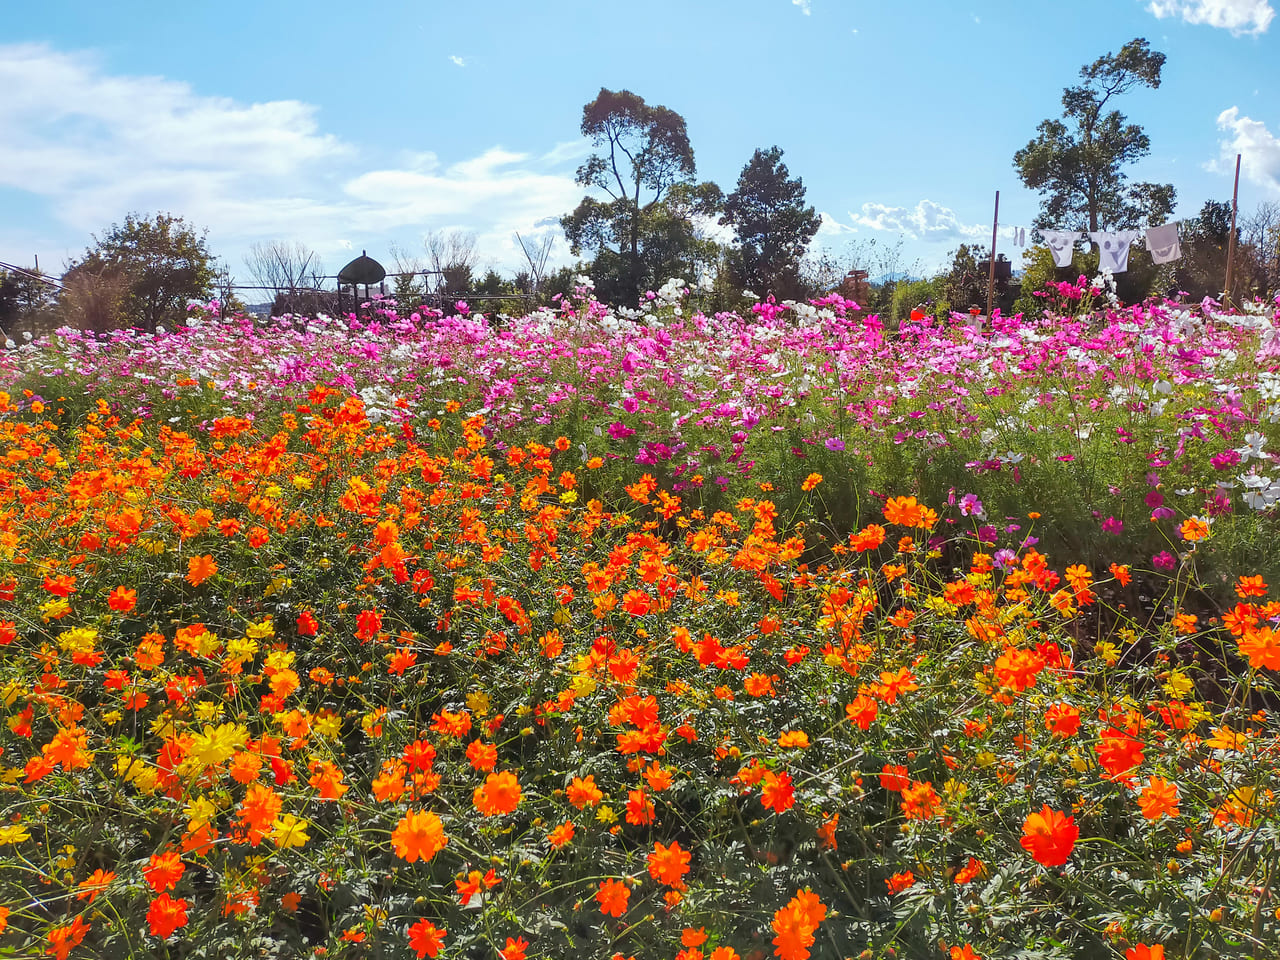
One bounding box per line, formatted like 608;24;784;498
449;54;467;67
847;200;985;243
1146;0;1274;35
1215;107;1280;193
792;0;812;15
0;43;583;274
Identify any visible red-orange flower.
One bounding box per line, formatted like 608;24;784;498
1096;727;1145;784
107;586;137;612
391;809;448;863
473;770;522;816
547;820;575;848
596;877;630;917
567;774;603;808
45;916;89;960
407;919;447;958
1020;805;1078;866
770;889;826;960
647;840;692;888
885;871;915;894
466;739;498;771
1043;702;1081;738
1239;625;1280;671
185;555;217;587
147;892;189;939
760;771;795;814
143;850;185;893
1136;775;1180;820
879;764;910;792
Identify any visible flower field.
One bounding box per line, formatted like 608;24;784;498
1;285;1279;959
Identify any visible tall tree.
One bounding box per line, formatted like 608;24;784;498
1014;38;1175;233
62;213;216;331
561;88;721;304
720;146;820;299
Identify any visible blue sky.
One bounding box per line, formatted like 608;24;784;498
2;0;1277;285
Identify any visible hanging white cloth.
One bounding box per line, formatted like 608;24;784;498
1089;230;1141;273
1040;230;1082;268
1146;223;1182;265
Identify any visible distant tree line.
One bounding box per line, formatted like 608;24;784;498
4;44;1279;336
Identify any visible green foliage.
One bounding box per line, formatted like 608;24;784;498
61;212;216;332
1014;38;1176;233
720;146;820;301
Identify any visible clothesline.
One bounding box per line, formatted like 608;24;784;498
992;222;1185;272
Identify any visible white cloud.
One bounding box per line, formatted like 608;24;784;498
847;200;985;243
1215;107;1280;193
815;211;858;238
449;55;467;67
1146;0;1274;34
792;0;812;14
0;43;584;276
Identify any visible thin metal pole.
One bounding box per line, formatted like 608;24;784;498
986;190;1000;318
1224;153;1242;302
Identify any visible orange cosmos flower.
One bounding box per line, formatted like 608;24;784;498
954;857;983;885
1126;947;1165;960
770;889;826;960
147;892;189;939
710;949;741;960
1239;625;1280;671
567;774;603;808
994;647;1045;693
950;946;982;960
625;788;655;825
879;764;910;792
900;781;942;820
235;783;282;846
883;495;934;528
308;760;349;801
407;919;447;959
845;694;878;730
185;555;217;587
1043;702;1081;738
647;840;692;888
143;850;185;893
1179;517;1210;542
1136;775;1180;820
466;740;498;771
473;770;522;816
801;473;823;492
760;771;796;814
777;730;809;748
76;868;116;903
1236;575;1268;598
45;916;90;960
107;586;137;612
850;523;886;551
547;821;575;848
501;937;529;960
391;809;448;863
1096;727;1145;784
596;877;630;917
885;871;915;894
1020;805;1078;866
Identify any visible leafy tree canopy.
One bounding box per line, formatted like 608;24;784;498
63;212;216;331
1014;38;1175;233
561;88;721;305
720;146;820;300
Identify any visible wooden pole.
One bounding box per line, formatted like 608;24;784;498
986;190;1000;318
1224;153;1242;302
